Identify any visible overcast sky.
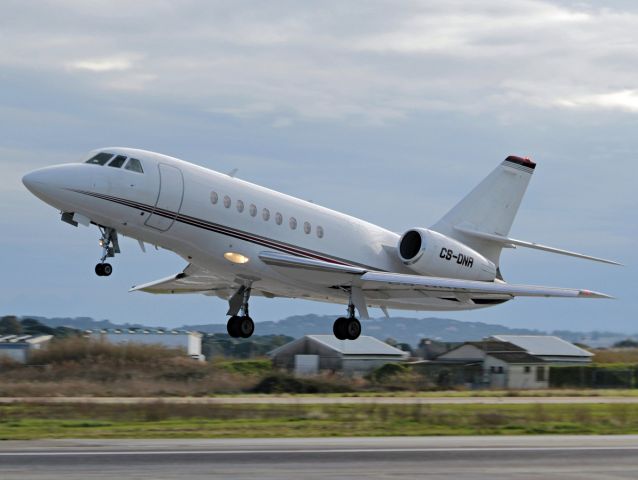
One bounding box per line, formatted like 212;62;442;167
1;1;635;333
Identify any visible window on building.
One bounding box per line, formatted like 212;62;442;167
236;199;244;213
303;221;311;234
524;366;531;374
210;191;218;205
262;208;270;221
107;155;127;168
316;225;324;238
289;217;297;230
249;204;257;217
536;366;546;382
223;195;231;208
85;152;113;165
125;158;144;173
275;212;283;225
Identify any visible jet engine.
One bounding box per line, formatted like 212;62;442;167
397;228;496;281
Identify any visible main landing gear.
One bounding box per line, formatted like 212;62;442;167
95;226;120;277
226;285;255;338
333;302;362;341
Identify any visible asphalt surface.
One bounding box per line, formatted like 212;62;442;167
2;395;638;404
2;435;638;479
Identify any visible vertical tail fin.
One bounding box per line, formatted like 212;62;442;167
431;156;536;266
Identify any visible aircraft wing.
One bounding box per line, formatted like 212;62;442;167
359;271;612;299
130;263;234;295
259;250;612;301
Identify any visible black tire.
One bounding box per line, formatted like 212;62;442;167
95;264;104;276
333;317;348;340
102;263;113;276
227;315;241;338
238;316;255;338
345;318;361;340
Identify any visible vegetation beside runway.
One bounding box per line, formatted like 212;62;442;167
2;401;638;439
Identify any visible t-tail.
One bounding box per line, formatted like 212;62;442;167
431;156;621;270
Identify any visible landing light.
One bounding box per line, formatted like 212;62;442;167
224;252;250;264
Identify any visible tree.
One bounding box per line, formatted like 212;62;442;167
0;316;23;335
613;339;638;349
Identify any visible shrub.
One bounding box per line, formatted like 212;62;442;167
215;359;273;376
366;363;409;383
28;337;184;366
250;373;354;394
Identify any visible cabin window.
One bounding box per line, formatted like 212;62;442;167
125;158;144;173
236;199;244;213
262;208;270;221
223;195;231;208
249;204;257;217
275;212;283;225
289;217;297;230
316;225;324;238
85;152;113;165
108;155;127;168
210;191;218;205
303;221;311;234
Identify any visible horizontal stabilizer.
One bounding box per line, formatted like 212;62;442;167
455;226;622;266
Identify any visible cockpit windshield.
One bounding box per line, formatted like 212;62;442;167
85;152;144;173
125;158;144;173
108;155;127;168
85;152;114;165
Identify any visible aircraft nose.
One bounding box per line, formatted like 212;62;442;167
22;164;82;208
22;168;48;194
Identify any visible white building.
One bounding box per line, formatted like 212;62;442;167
435;340;549;389
0;335;53;363
270;335;410;375
86;329;203;360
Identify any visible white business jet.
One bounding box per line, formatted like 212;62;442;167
22;149;619;340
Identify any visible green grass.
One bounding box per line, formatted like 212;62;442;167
207;388;638;398
2;402;638;439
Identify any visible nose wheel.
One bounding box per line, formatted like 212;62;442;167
95;263;113;277
95;226;120;277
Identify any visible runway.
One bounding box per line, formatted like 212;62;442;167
2;436;638;479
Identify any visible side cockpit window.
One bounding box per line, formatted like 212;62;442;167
85;152;114;165
125;158;144;173
108;155;128;168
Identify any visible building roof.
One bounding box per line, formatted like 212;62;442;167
86;329;200;336
489;335;593;358
466;341;525;353
487;352;545;364
0;334;52;345
270;335;409;357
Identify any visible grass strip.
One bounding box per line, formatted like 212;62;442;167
2;402;638;439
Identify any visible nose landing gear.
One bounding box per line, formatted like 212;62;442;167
95;226;120;277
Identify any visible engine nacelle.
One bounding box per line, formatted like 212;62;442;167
398;228;496;281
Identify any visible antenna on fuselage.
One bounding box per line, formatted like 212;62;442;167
227;168;239;178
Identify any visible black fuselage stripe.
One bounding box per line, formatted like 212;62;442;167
70;189;367;268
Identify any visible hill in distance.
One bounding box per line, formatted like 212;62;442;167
18;314;635;347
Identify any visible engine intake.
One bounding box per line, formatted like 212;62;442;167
398;228;496;282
